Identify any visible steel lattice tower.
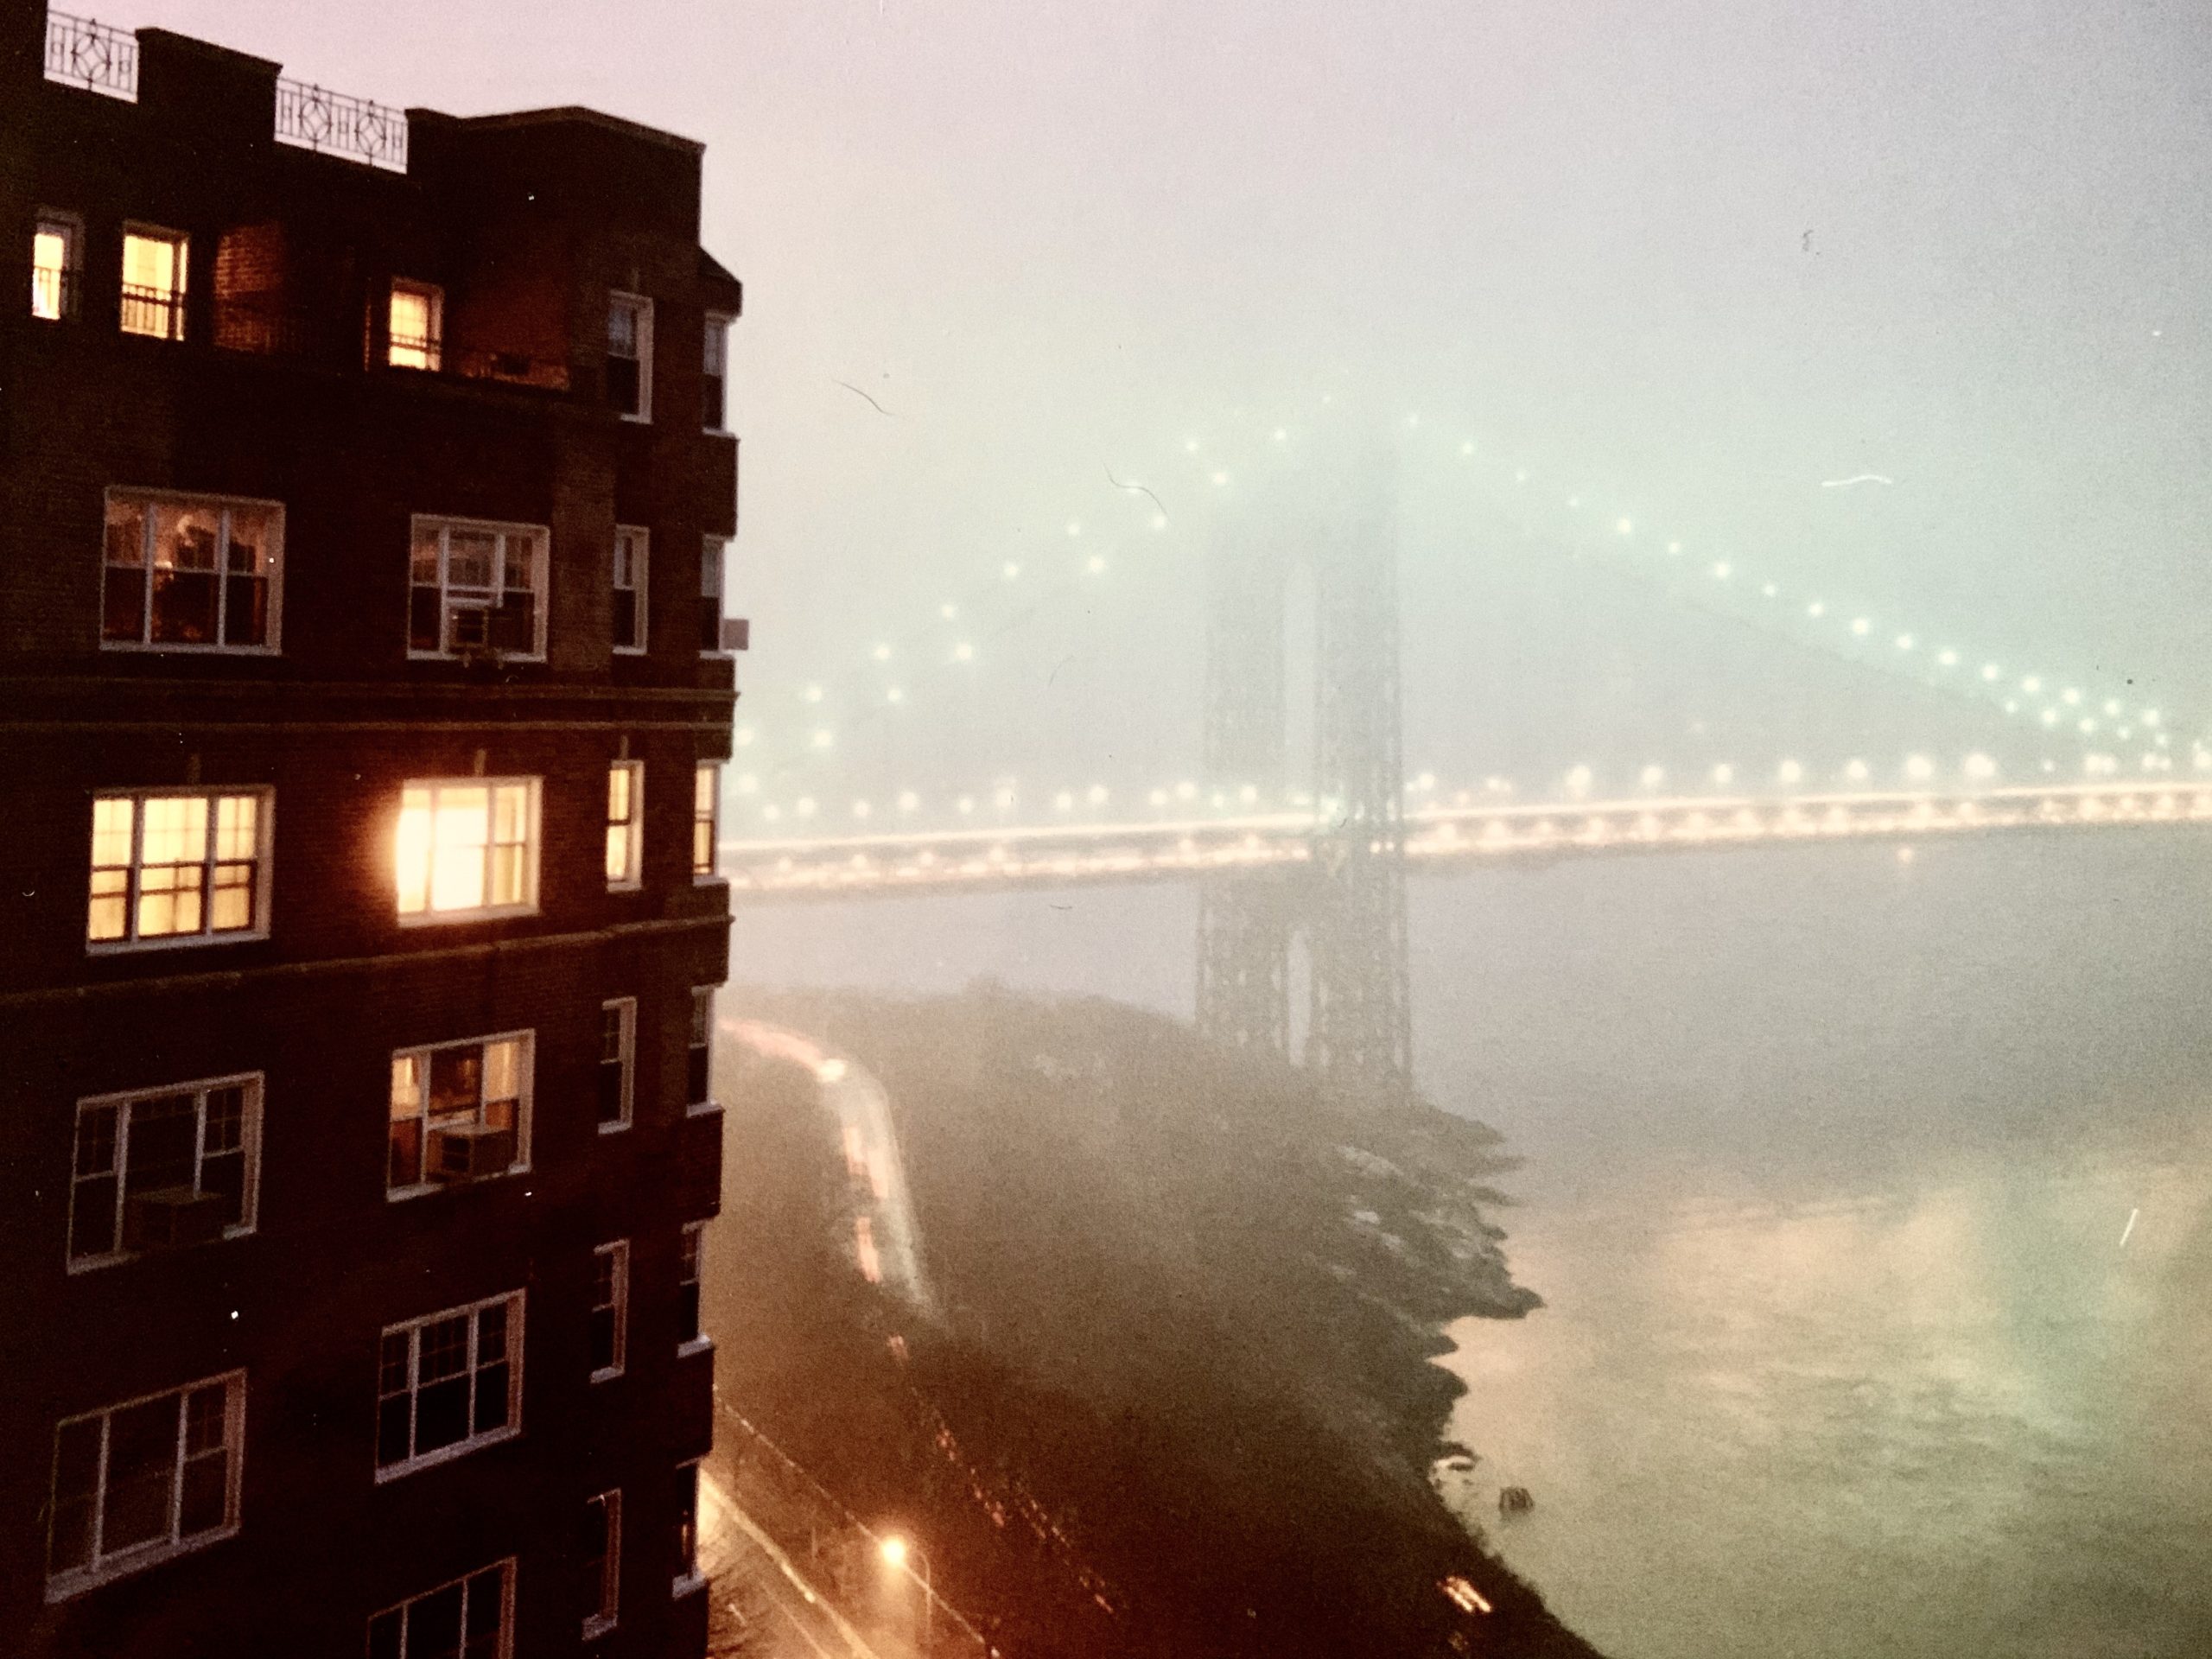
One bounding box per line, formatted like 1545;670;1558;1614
1195;436;1411;1104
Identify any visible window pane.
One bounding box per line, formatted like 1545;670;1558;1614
480;1039;521;1105
102;1396;181;1553
124;1095;196;1195
429;1046;483;1119
141;797;208;866
410;1583;465;1656
123;232;178;295
429;788;489;912
48;1418;103;1573
608;765;631;823
446;531;496;592
396;787;432;913
214;795;258;861
103;501;148;642
149;505;221;645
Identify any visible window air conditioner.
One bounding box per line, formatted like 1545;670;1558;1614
124;1186;231;1250
429;1123;518;1182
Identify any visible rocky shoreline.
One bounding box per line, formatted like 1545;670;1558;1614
707;985;1604;1656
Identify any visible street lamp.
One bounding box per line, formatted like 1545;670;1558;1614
878;1533;933;1647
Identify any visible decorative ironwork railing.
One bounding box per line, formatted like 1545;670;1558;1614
448;346;572;393
119;283;185;341
274;78;409;172
44;10;137;99
31;266;78;322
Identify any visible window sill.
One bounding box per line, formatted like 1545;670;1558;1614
385;1165;530;1202
607;879;644;894
87;928;268;957
67;1223;256;1274
672;1572;705;1599
613;645;648;658
374;1424;519;1484
583;1613;618;1640
589;1365;624;1385
99;641;283;657
686;1098;721;1118
45;1523;238;1604
677;1336;714;1361
396;904;538;929
404;650;549;665
596;1119;632;1136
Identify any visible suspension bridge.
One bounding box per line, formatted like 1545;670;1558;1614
720;403;2205;1102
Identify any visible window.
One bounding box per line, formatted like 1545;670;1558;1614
693;766;719;879
702;315;731;430
590;1242;628;1382
388;1033;531;1194
395;779;541;923
388;280;443;371
672;1462;703;1594
120;227;188;340
606;761;643;889
607;293;652;419
33;213;79;321
409;518;548;660
367;1559;514;1659
47;1371;244;1599
699;537;728;654
688;988;715;1109
69;1076;260;1269
376;1294;523;1478
613;526;648;654
598;999;635;1131
583;1491;621;1637
103;490;282;652
677;1222;707;1352
87;790;270;950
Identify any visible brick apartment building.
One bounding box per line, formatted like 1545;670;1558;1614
1;4;742;1652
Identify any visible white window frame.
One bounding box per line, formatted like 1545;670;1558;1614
387;278;443;371
368;1557;516;1659
101;486;284;654
677;1221;710;1357
87;787;273;953
613;525;648;655
386;1030;533;1198
606;760;644;891
590;1241;629;1383
672;1460;704;1597
45;1370;245;1601
395;778;542;925
686;986;717;1114
608;291;653;422
583;1490;621;1637
407;516;550;662
692;765;720;880
598;997;636;1134
375;1292;524;1481
68;1073;263;1272
119;224;188;341
699;536;728;656
702;313;732;432
33;209;81;321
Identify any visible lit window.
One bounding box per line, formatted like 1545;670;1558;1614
598;998;636;1131
69;1075;260;1269
87;790;269;950
699;536;728;654
583;1491;621;1637
607;293;652;419
103;490;281;651
687;987;715;1109
387;279;442;371
677;1222;708;1353
613;525;648;653
376;1293;523;1478
120;228;188;340
673;1462;703;1594
702;315;731;430
607;760;643;889
47;1372;244;1599
590;1242;628;1382
692;765;719;879
33;213;79;321
394;779;540;922
387;1032;531;1194
367;1559;514;1659
409;517;548;659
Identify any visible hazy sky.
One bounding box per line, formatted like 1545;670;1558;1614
120;0;2212;799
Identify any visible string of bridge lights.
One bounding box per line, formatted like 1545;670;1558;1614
731;404;2199;834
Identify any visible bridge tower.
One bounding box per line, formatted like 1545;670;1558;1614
1196;437;1412;1104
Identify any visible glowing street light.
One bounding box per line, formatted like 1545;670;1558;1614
877;1534;934;1644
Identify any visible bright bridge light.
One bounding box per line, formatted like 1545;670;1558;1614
2062;687;2082;706
1054;791;1073;810
873;644;891;661
939;602;957;620
1566;765;1593;795
1616;517;1634;536
1066;520;1082;537
1894;634;1914;651
1711;763;1734;785
1640;765;1665;789
1087;555;1107;573
1808;601;1826;618
1176;781;1198;800
1712;562;1731;580
811;729;834;749
2103;698;2123;716
1851;617;1871;636
953;642;974;662
887;688;905;703
2021;676;2041;694
1088;785;1109;805
1461;440;1476;455
734;726;755;747
1905;754;1933;781
1845;759;1870;781
796;797;817;817
897;791;919;811
1982;664;2001;681
1777;760;1803;785
1151;513;1168;531
957;796;976;814
1666;540;1682;555
1965;753;1997;780
1211;470;1230;486
852;800;872;818
1003;562;1021;580
1937;649;1958;666
803;684;823;702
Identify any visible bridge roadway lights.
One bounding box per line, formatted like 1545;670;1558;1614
720;784;2212;898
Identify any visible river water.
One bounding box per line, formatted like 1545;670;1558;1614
729;825;2212;1657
